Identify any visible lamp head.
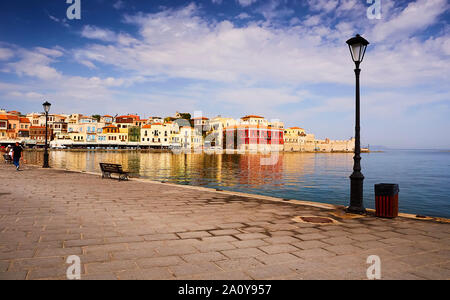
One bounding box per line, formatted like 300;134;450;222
346;34;369;65
42;101;51;113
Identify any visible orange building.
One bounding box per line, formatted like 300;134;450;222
29;126;53;143
18;117;31;138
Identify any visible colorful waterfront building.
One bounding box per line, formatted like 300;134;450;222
284;127;307;152
223;124;284;153
140;123;171;148
0;114;8;140
18;117;31;138
178;126;203;151
207;116;237;149
115;114;140;129
29;126;53;143
147;117;164;125
100;115;114;124
239;115;268;127
127;126;141;143
5;114;19;139
102;125;120;142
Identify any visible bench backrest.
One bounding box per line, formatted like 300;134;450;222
99;163;123;173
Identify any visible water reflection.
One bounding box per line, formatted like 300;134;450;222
24;149;450;218
25;150;353;191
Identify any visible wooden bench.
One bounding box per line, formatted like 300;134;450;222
99;163;129;181
3;154;12;164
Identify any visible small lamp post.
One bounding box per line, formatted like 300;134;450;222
42;101;51;168
346;34;369;214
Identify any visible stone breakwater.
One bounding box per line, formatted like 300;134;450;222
0;163;448;280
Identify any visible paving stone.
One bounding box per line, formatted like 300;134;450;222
209;229;242;236
189;270;252;280
409;265;450;280
155;245;198;256
35;247;82;258
245;264;297;279
234;233;270;241
194;242;236;252
112;249;157;260
11;257;66;270
215;257;264;271
0;260;10;272
291;240;330;250
64;239;104;247
231;239;269;249
297;233;328;241
0;271;28;280
292;248;336;259
396;253;447;268
117;268;174;280
86;260;138;274
256;253;300;265
137;256;183;268
258;244;299;254
221;248;266;259
177;231;211;239
263;236;299;244
169;262;222;278
81;273;118;280
1;164;449;280
323;244;363;255
28;266;70;280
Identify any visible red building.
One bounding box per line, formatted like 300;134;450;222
223;125;284;152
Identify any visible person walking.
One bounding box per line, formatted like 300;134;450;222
12;142;24;171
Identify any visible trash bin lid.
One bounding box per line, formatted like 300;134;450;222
375;183;399;196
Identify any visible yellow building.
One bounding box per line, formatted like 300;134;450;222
140;123;172;148
284;127;306;152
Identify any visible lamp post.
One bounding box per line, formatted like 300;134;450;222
346;34;369;214
42;101;51;168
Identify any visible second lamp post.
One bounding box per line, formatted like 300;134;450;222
42;101;51;168
346;34;369;214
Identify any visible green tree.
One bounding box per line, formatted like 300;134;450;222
179;113;191;120
91;114;101;122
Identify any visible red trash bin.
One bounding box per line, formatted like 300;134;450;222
375;183;399;218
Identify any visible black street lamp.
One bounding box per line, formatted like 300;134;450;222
42;101;51;168
346;34;369;214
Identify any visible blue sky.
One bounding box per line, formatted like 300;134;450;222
0;0;449;148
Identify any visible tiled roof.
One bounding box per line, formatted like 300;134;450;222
241;115;264;119
7;115;19;121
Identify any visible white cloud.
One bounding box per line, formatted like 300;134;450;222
236;13;251;20
307;0;339;13
0;48;14;60
370;0;449;42
72;3;450;89
113;0;125;10
237;0;258;7
48;14;70;28
81;25;117;42
4;47;63;80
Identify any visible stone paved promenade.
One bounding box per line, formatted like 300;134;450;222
0;163;449;280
